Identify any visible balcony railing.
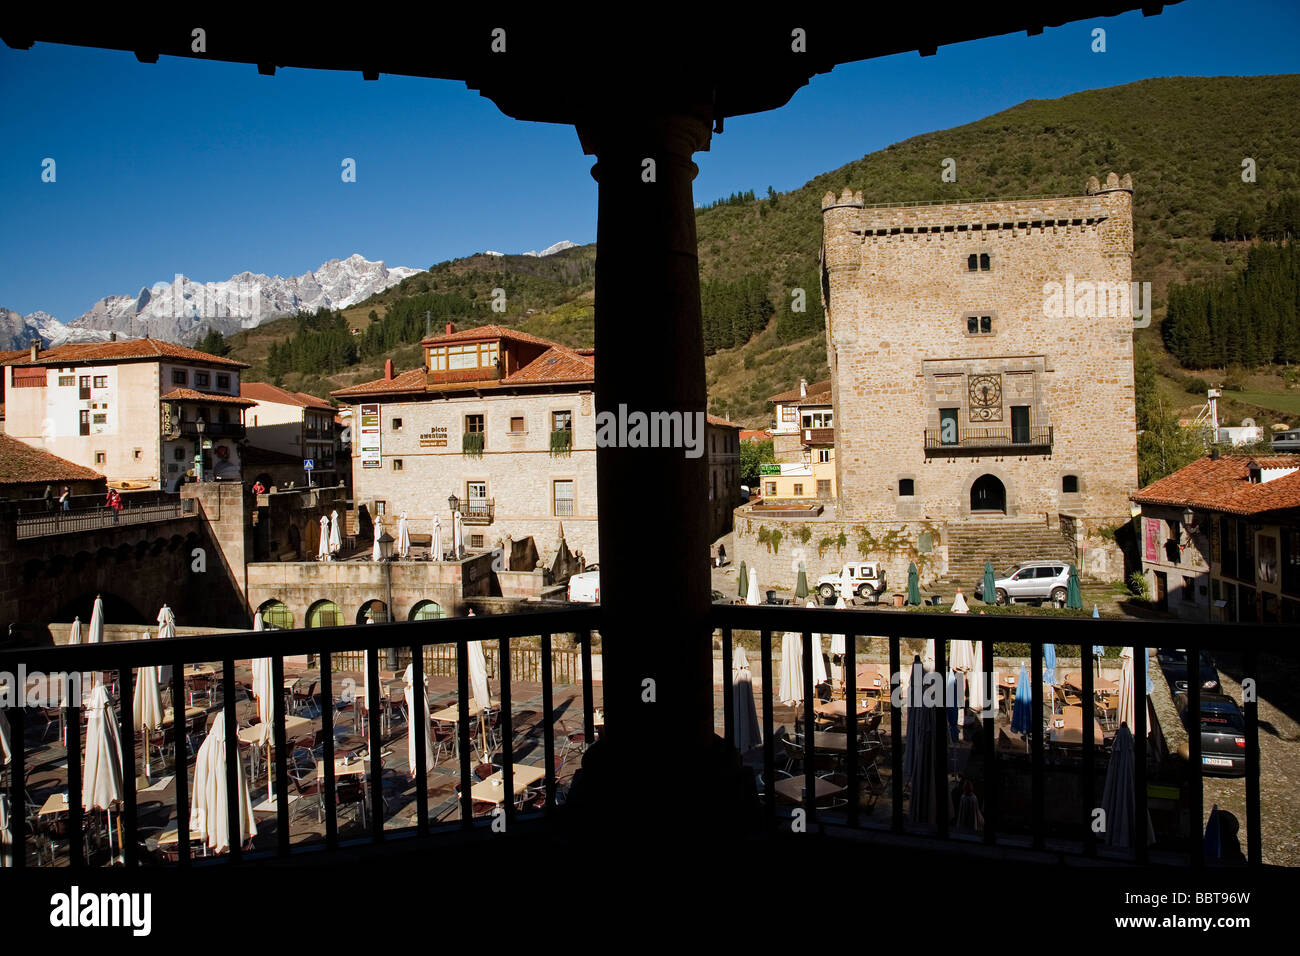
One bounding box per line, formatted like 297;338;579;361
460;498;494;524
0;603;1278;870
799;427;834;446
924;425;1052;456
13;498;196;539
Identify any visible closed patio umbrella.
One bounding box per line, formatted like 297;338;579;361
906;562;921;606
372;515;384;562
1118;646;1149;730
467;640;492;757
82;684;124;859
903;657;948;825
190;711;257;854
431;515;443;561
737;561;748;599
827;596;846;656
1100;723;1155;848
950;590;969;614
778;632;826;705
949;640;977;674
403;663;436;774
1044;644;1058;687
329;509;342;557
795;564;809;602
922;639;935;672
1011;662;1032;736
1066;565;1083;609
745;570;761;607
157;604;176;640
67;616;83;645
955;780;983;832
317;516;331;561
133;654;165;778
397;512;411;559
966;642;990;715
87;595;105;689
452;511;465;557
982;562;997;604
732;647;761;753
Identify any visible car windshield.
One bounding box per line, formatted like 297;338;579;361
1161;648;1215;667
1005;567;1022;579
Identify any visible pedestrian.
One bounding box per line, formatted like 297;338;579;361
58;485;71;511
43;483;54;511
718;543;727;566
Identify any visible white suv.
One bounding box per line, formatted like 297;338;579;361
974;561;1070;605
816;562;888;602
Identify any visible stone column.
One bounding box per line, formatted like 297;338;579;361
574;113;723;831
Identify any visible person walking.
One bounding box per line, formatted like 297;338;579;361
58;485;71;512
43;483;54;511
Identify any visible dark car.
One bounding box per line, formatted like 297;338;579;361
1157;647;1221;694
1174;692;1247;777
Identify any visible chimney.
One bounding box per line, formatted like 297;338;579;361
384;358;393;381
109;331;117;341
446;322;454;335
799;378;807;398
29;342;38;361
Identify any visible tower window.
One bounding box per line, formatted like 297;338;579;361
899;479;915;497
1062;475;1079;493
980;253;991;271
967;254;978;271
965;314;994;335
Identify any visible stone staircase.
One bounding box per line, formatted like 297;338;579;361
935;519;1077;593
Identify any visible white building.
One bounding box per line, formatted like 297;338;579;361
241;382;341;486
2;339;253;489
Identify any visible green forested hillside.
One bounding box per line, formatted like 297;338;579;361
226;74;1300;431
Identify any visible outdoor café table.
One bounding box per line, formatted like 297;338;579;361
470;764;546;805
160;705;204;726
811;732;851;753
855;665;890;697
237;714;312;745
430;702;484;724
814;700;874;720
183;664;215;678
332;754;371;778
773;776;845;804
38;792;70;817
1048;707;1105;746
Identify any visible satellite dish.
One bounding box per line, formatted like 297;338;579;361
1242;418;1256;428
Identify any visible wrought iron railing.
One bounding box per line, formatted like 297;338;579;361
14;499;196;539
924;425;1052;456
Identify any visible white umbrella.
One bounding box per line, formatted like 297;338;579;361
0;708;11;767
431;515;443;561
372;515;385;562
190;711;257;854
453;511;465;557
966;642;990;714
403;663;435;773
745;571;761;607
733;648;761;753
778;632;827;704
82;684;124;860
467;640;492;757
253;611;264;631
251;656;276;750
133;658;165;778
67;616;83;645
397;512;411;559
156;605;176;640
951;590;970;614
329;509;342;556
87;595;105;689
827;596;847;655
838;566;854;603
949;640;977;674
1119;646;1138;729
317;516;331;561
922;639;936;673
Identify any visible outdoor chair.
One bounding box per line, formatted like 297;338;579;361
780;738;805;774
185;676;211;708
431;720;456;766
859;712;883;745
335;779;367;828
560;726;586;763
755;770;793;801
292;680;320;718
288;765;324;822
474;761;501;782
453;783;496;818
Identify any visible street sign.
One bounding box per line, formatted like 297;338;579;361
759;463;781;475
304;459;315;471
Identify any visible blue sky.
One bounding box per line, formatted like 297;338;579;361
2;0;1298;321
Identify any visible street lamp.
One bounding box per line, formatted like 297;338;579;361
447;493;460;513
377;530;398;669
194;417;206;482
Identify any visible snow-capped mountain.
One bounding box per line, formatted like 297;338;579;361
522;240;578;257
2;254;420;348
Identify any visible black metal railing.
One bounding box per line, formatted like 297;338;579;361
0;607;599;868
460;499;494;524
14;498;196;539
711;603;1277;867
924;425;1053;456
179;421;245;439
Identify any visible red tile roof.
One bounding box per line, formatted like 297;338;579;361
161;388;258;407
0;433;103;485
3;339;249;368
1131;455;1300;516
706;415;742;429
767;379;832;404
332;327;594;400
740;429;772;442
240;381;334;410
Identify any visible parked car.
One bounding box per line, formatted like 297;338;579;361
1272;428;1300;453
816;562;887;602
973;561;1070;605
1157;647;1221;694
1174;691;1247;777
567;568;600;603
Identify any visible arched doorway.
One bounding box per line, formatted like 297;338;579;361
970;474;1006;514
408;600;444;621
306;600;343;628
257;599;293;629
357;599;389;625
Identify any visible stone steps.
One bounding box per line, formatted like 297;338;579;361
939;520;1076;589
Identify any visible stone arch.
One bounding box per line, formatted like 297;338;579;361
408;600;445;621
961;466;1018;516
257;598;293;629
357;598;389;624
306;599;344;628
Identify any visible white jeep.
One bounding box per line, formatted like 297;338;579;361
816;562;888;603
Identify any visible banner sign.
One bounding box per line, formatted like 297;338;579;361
360;404;381;469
